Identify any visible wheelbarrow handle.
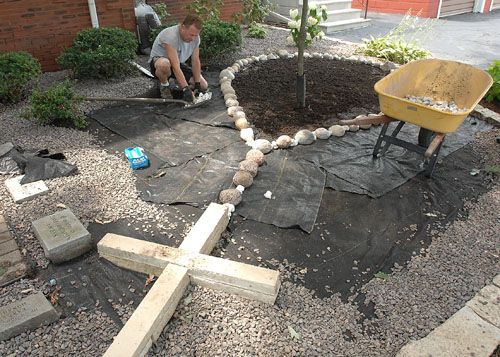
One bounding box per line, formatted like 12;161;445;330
339;115;395;126
424;133;446;158
85;97;189;105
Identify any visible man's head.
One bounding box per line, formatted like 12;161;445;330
179;15;202;43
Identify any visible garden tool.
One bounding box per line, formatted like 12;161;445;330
85;91;212;109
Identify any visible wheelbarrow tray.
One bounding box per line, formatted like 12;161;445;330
374;59;493;133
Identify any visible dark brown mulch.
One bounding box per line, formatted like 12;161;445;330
232;58;387;138
479;98;500;114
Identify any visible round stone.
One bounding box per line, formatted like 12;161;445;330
219;69;235;80
233;170;253;188
276;135;293;149
246;149;265;166
233;111;246;119
219;77;231;85
329;125;346;137
294;129;315;145
277;49;290;58
349;125;360;132
240;128;254;142
252;139;273;154
235;117;250;129
360;124;372;130
314;128;331;140
231;65;239;73
259;54;268;61
225;98;239;107
227;106;243;116
224;93;237;101
242;59;249;65
222;87;236;96
239;160;258;177
219;189;242;205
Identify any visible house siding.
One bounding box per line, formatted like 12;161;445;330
352;0;441;17
0;0;242;72
0;0;135;71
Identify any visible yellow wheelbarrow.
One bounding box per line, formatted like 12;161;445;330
341;59;493;176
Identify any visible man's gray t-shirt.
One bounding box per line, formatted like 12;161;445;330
149;25;200;64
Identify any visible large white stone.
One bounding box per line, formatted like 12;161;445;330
397;307;500;357
466;284;500;328
5;175;49;204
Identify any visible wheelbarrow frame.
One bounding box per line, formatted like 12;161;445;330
340;115;446;177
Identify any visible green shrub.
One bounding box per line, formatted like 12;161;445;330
361;11;433;64
152;2;170;24
484;60;500;103
0;51;42;103
26;81;87;129
186;0;223;22
57;27;137;79
200;20;242;60
247;22;267;39
234;0;274;24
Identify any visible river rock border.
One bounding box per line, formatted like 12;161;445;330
218;50;397;208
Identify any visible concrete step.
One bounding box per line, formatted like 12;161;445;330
325;8;364;22
299;0;353;11
320;18;371;34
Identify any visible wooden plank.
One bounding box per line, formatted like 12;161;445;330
179;202;229;254
103;264;190;357
98;234;280;301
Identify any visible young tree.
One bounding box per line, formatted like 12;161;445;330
296;0;308;109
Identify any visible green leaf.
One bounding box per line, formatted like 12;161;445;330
288;325;301;340
485;165;500;173
374;271;389;280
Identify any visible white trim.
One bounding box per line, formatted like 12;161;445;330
88;0;99;28
437;0;443;18
491;0;495;11
473;0;486;12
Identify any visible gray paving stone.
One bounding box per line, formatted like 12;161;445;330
397;306;500;357
466;284;500;328
32;209;91;264
4;175;49;203
493;274;500;288
0;292;59;341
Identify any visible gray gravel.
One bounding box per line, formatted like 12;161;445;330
0;26;499;356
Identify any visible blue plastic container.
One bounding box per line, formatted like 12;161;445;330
124;147;149;170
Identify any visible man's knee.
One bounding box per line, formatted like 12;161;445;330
155;57;171;73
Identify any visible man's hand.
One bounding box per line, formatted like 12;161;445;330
194;82;204;97
182;86;194;103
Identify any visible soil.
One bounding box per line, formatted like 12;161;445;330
232;58;387;138
479;98;500;114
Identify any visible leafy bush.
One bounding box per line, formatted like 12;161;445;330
186;0;223;22
287;4;327;47
247;22;267;38
57;27;137;79
361;11;433;64
152;2;170;24
234;0;274;24
200;20;242;60
26;81;86;129
0;51;42;103
484;60;500;102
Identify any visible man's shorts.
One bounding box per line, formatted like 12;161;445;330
150;57;193;83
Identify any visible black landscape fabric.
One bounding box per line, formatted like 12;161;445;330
88;82;491;232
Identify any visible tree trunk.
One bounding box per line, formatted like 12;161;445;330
296;0;308;109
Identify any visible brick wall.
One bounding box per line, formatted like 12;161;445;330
0;0;136;72
352;0;440;18
146;0;243;22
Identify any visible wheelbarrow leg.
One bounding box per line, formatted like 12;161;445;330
373;122;390;157
380;121;405;156
424;134;446;177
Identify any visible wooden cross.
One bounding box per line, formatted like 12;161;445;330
97;203;281;357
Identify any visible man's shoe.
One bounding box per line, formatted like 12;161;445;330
160;85;173;99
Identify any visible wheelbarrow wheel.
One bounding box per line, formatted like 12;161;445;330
418;128;436;147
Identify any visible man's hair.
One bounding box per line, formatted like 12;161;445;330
182;15;203;30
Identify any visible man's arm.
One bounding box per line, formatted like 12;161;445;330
191;48;202;83
164;44;189;88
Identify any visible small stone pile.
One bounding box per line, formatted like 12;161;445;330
405;95;468;113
